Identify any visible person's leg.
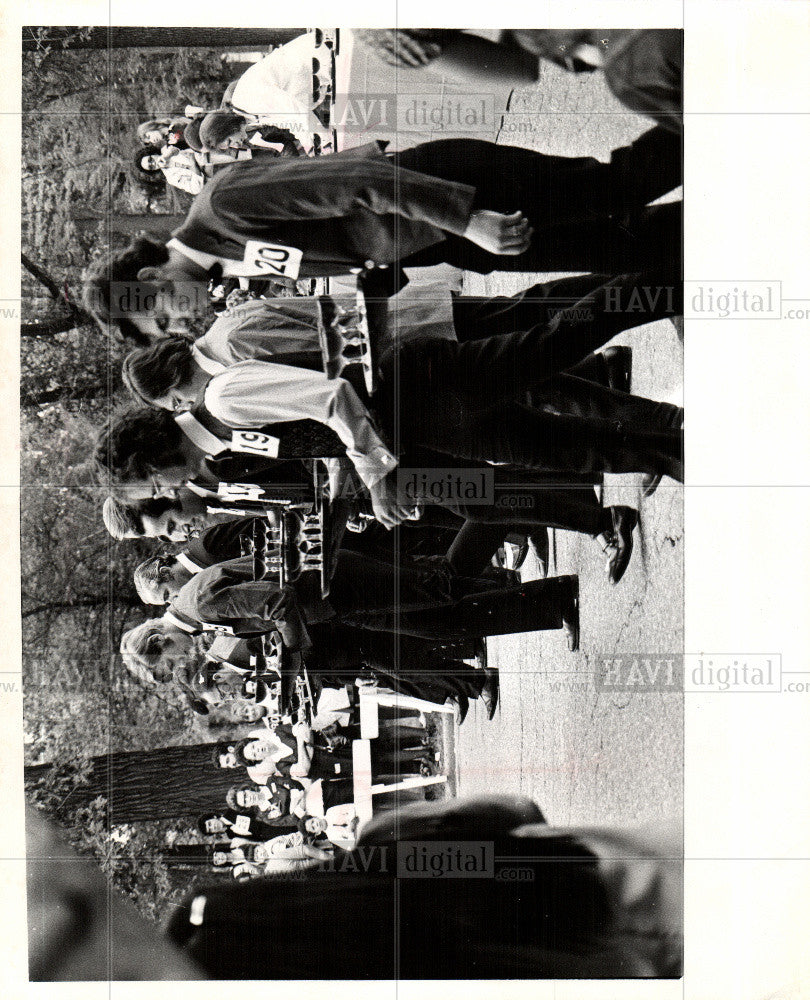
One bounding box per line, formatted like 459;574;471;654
380;269;680;436
451;273;612;343
351;630;487;705
443;402;683;481
354;574;578;641
459;483;611;534
535;374;683;430
328;550;457;616
394;130;680;229
403;200;682;275
446;521;513;578
443;267;682;402
446;495;613;577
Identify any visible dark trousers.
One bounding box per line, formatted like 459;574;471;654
351;575;577;642
450;270;682;432
308;624;486;703
393;129;681;275
327;550;491;620
450;270;658;341
375;271;683;480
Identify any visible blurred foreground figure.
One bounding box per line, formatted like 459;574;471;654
26;809;202;981
168;795;683;979
354;28;682;132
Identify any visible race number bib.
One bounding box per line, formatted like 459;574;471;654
230;430;281;458
217;482;266;502
244;240;303;279
232;814;253;836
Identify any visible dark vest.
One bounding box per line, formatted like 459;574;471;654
191;397;347;460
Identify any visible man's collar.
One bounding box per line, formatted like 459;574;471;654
167;237;223;272
164;607;201;634
191;342;227;376
177;551;205;574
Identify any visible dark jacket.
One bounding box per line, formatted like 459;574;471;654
172;141;474;277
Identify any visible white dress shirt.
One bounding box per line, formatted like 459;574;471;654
203;359;397;489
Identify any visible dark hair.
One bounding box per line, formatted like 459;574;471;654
196;812;226;836
81;235;169;344
134;144;165;176
122;337;196;408
295;814;326;843
200;111;245;149
232;738;252;765
233;731;270;766
183;117;205;153
93;405;186;483
212;745;239;768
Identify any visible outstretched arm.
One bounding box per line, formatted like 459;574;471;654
214;151;476;235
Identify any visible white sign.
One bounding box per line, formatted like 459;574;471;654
243;239;303;279
230;430;281;458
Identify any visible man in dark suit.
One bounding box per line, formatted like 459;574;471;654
178;516;263;572
123;557;579;659
83;131;680;333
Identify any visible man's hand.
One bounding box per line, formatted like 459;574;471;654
355;29;442;67
292;721;312;741
304;843;333;861
463;210;533;256
368;471;421;530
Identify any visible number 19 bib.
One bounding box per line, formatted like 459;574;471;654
230;429;281;458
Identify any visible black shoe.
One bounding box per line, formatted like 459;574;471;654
450;694;469;725
528;529;549;578
606;506;639;585
601;345;633;393
493;534;529;572
560;575;580;652
480;667;500;720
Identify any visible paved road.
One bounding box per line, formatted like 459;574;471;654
455;63;684;828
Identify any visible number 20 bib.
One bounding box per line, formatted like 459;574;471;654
243;240;303;279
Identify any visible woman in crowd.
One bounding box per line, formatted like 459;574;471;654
134;144;205;196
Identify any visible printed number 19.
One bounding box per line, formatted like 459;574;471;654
238;432;272;453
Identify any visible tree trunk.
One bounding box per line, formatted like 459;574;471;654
25;742;250;823
21;315;88;338
161;844;218;866
21;385;108;407
21;252;66;301
21;252;93;327
72;213;188;240
23;27;304;52
22;597;141;619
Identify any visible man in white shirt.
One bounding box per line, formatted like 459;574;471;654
121;270;683;527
